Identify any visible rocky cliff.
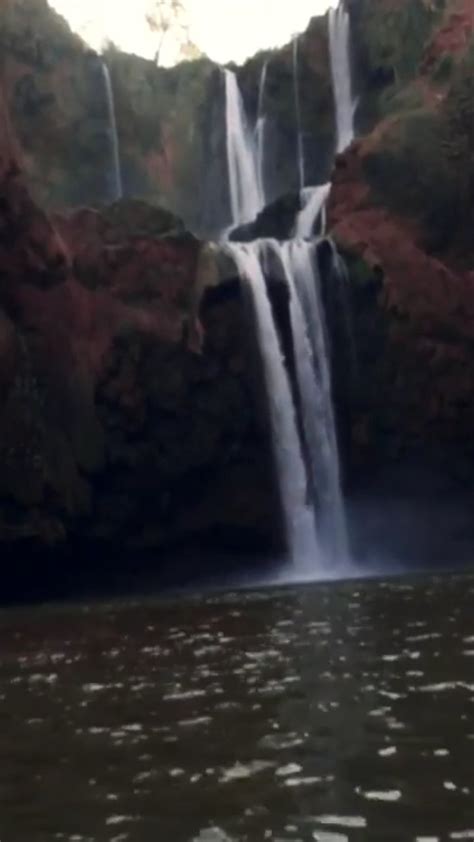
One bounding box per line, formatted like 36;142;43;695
326;0;474;561
0;0;337;235
328;0;474;471
1;0;223;230
1;0;474;582
0;93;278;574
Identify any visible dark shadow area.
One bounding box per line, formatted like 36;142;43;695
0;534;281;607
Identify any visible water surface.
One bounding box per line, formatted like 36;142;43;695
1;573;474;841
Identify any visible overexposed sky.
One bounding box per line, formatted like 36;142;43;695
48;0;336;65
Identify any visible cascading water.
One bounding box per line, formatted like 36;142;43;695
296;184;331;238
255;61;269;203
101;61;123;202
224;69;263;227
226;241;321;574
222;33;352;576
292;35;305;190
227;237;349;573
328;1;356;153
277;239;349;562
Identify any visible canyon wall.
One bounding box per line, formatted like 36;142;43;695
329;0;474;477
1;0;473;573
0;0;336;235
0;104;277;565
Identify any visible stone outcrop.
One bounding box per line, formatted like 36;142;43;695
0;109;276;560
228;192;302;243
327;0;474;491
329;146;474;477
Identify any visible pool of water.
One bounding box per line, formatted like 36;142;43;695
1;572;473;841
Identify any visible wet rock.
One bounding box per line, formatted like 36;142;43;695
229;193;302;243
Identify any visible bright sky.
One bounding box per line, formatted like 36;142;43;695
48;0;336;65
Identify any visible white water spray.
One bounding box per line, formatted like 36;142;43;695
101;61;123;201
224;69;263;227
328;2;356;153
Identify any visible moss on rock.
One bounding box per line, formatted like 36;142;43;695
362;40;474;260
352;0;446;127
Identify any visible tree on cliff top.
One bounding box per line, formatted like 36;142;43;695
145;0;202;65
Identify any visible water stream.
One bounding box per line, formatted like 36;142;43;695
292;35;305;190
225;241;321;576
255;60;269;202
101;61;123;201
277;239;349;563
224;69;264;227
328;2;356;153
223;44;351;574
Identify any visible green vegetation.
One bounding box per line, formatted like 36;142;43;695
431;51;455;83
364;44;474;258
379;83;424;118
354;0;445;122
102;200;185;239
104;45;217;223
0;0;84;67
356;0;444;84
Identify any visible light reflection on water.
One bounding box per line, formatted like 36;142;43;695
0;573;473;841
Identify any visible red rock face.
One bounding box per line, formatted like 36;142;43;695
422;0;474;74
0;82;70;292
328;142;474;467
0;117;274;555
0;178;189;503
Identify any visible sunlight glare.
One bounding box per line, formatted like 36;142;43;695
47;0;337;65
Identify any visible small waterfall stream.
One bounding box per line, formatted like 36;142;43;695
224;69;263;227
101;61;123;201
255;61;269;203
328;2;356;153
292;36;305;190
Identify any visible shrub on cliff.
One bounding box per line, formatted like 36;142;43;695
363;43;474;261
352;0;445;127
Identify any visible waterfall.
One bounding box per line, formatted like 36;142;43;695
292;36;305;190
224;69;263;227
101;61;123;202
296;184;331;238
328;2;356;153
221;35;352;575
276;239;349;562
226;241;321;574
255;61;268;203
